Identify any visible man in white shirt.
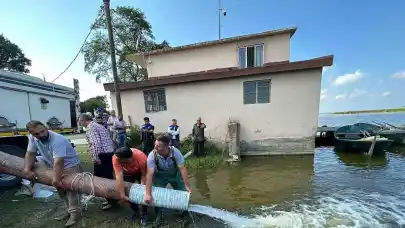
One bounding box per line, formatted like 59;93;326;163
167;119;180;149
23;120;81;227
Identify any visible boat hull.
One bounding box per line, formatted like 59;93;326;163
379;131;405;145
334;138;393;155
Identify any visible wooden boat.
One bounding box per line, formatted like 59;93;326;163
353;122;405;145
334;124;393;155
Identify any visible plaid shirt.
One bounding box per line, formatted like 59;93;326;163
85;121;115;163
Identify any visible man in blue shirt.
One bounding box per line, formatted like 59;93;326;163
144;135;191;227
22;120;81;227
141;117;154;154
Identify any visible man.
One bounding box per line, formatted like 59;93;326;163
22;120;81;227
144;135;192;227
107;110;119;140
79;113;116;210
112;147;148;225
96;114;108;129
192;117;206;157
168;119;180;149
114;116;127;148
141;117;155;155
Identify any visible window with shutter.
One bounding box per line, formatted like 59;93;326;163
143;89;167;113
243;79;271;104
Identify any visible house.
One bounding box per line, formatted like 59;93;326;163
104;27;334;156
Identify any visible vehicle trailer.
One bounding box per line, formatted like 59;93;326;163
0;70;80;188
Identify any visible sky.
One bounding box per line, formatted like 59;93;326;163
1;0;404;113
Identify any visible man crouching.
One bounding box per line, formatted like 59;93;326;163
144;135;192;227
113;146;149;226
23;120;81;227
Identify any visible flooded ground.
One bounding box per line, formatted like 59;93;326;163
1;113;405;227
1;147;404;227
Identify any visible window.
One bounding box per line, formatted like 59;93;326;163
143;89;167;113
238;44;264;68
243;80;270;104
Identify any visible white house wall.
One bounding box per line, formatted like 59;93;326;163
111;68;322;155
145;33;291;78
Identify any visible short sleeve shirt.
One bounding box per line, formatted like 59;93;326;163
112;148;147;176
27;131;80;169
147;146;184;171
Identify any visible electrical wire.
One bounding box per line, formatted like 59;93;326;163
51;9;105;83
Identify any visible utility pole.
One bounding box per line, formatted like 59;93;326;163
218;0;226;40
103;0;123;117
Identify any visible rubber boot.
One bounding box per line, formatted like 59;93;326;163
54;211;69;221
65;212;80;227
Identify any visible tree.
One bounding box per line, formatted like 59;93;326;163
79;95;108;114
0;34;32;73
82;6;170;83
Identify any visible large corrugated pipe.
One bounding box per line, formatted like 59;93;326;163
0;151;190;210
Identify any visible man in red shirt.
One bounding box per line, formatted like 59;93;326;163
113;147;148;226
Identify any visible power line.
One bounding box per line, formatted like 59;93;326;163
51;8;104;82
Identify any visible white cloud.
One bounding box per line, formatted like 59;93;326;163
381;91;391;97
335;93;347;100
348;89;367;99
320;89;328;100
392;71;405;79
333;70;364;86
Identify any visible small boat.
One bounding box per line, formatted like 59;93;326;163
353;122;405;145
334;124;394;155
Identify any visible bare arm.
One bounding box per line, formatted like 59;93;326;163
52;158;64;183
116;171;126;197
145;168;155;195
178;165;190;189
24;135;37;175
23;152;36;172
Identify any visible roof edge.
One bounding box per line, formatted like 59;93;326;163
128;27;297;58
104;55;333;92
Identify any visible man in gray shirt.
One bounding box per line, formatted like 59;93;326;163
23;120;81;227
144;135;191;227
192;117;206;157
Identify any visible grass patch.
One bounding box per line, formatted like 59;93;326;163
332;107;405;115
125;126;226;169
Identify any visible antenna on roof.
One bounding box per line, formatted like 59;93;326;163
41;73;47;82
218;0;226;40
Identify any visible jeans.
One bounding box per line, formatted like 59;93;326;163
116;132;127;148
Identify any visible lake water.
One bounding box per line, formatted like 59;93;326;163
187;112;405;228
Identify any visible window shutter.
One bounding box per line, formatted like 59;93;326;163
243;81;257;104
257;80;270;103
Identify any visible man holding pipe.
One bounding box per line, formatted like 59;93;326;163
23;120;81;227
144;135;192;227
112;146;149;226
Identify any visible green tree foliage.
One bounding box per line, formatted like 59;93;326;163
79;95;108;114
0;34;32;73
82;6;170;83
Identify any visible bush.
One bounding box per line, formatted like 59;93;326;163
126;125;224;157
